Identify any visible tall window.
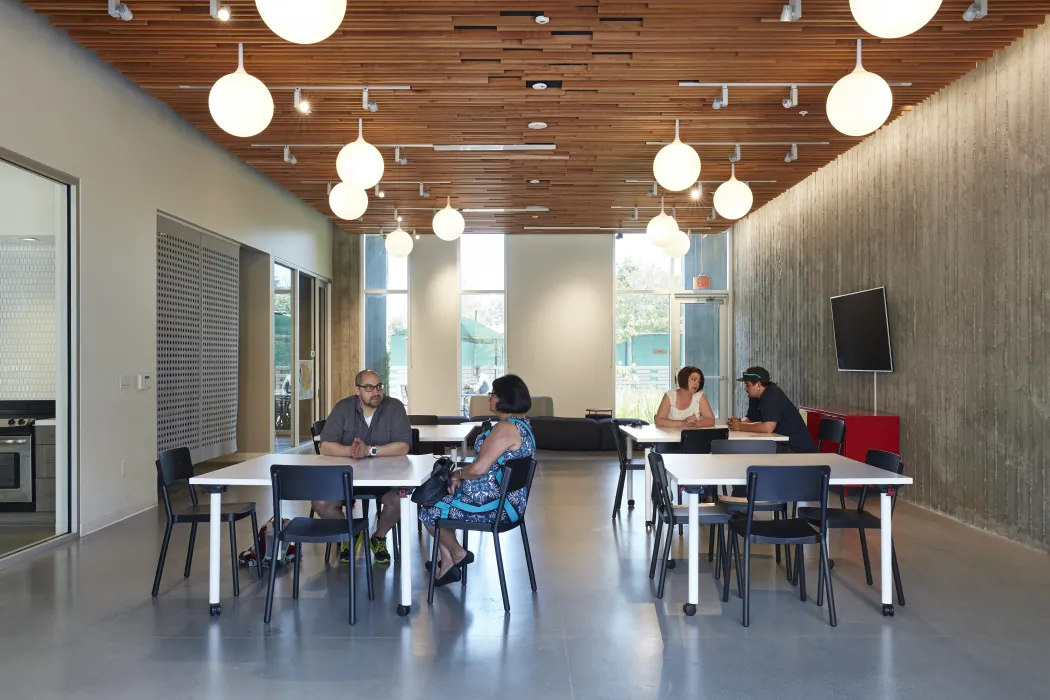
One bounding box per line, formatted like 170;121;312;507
363;235;408;404
459;234;505;416
273;264;293;451
614;232;730;420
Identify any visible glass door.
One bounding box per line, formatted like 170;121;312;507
672;297;728;419
273;263;294;451
297;272;315;447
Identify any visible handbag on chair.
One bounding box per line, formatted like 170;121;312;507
411;456;456;507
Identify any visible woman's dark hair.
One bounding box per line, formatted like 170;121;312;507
491;374;532;415
676;366;705;391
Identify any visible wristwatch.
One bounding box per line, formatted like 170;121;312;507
368;445;378;458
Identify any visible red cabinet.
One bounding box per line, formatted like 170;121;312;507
800;406;900;461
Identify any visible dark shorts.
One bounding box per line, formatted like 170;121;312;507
355;486;393;499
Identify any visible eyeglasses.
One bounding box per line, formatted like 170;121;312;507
356;384;384;393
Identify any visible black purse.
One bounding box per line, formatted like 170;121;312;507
411;456;456;507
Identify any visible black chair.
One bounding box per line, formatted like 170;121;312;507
797;449;906;605
816;417;849;509
264;464;374;625
408;414;439;425
727;464;836;628
152;448;260;598
310;419;326;456
710;439;791;574
647;453;731;601
427;457;538;612
610;420;647;518
678;428;730;536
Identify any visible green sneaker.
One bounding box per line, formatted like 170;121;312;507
370;534;391;565
338;541;351;564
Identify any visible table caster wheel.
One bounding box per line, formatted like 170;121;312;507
683;603;696;616
882;604;894;617
627;499;635;507
209;603;221;616
666;559;676;570
397;604;411;617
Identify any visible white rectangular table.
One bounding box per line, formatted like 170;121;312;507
661;452;913;617
313;422;481;456
619;425;788;525
189;453;437;617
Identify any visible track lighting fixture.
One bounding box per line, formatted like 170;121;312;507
362;87;378;112
707;209;717;221
784;144;798;163
712;85;729;110
108;0;133;21
627;207;639;221
728;144;742;163
690;184;702;200
374;185;385;198
283;146;297;165
394;146;408;165
419;182;431;198
962;0;987;21
395;208;402;223
648;182;658;197
293;88;311;114
779;0;801;21
782;84;798;109
210;0;230;21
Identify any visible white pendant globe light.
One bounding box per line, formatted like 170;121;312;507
328;182;368;220
652;119;701;192
646;197;678;247
336;118;385;189
208;43;274;138
713;164;754;220
385;226;414;257
850;0;941;39
432;197;465;241
255;0;346;44
662;229;691;258
826;40;894;137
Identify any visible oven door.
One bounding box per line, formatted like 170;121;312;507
0;431;34;510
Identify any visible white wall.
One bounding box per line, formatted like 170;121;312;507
408;236;461;416
506;235;615;417
0;0;332;534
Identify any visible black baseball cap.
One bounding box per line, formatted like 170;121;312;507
736;366;770;384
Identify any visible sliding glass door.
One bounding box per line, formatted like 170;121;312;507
673;297;728;419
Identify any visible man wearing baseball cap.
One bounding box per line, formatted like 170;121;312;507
727;367;816;453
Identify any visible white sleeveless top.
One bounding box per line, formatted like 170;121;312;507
665;390;704;420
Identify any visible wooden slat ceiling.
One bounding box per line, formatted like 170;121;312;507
21;1;1050;236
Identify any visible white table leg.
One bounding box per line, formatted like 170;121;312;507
208;490;221;615
397;492;416;616
643;447;653;525
684;491;699;615
880;491;894;616
625;436;635;503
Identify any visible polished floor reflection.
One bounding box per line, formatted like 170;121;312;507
0;454;1048;699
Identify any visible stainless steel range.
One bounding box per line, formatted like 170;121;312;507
0;401;55;512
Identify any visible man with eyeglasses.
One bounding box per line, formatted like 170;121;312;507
316;369;413;564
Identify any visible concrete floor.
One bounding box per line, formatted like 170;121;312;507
1;454;1048;700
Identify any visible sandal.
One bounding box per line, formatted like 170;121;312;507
424;550;474;572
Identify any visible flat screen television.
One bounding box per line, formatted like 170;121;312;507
830;287;893;372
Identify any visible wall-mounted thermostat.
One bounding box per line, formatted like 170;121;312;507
137;374;152;391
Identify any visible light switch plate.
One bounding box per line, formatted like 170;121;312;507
119;375;131;390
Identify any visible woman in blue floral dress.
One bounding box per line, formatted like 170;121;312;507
419;374;536;585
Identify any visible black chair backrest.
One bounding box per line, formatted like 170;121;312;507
271;464;353;526
156;447;197;514
410;427;422;455
856;449;904;511
608;421;630;467
681;428;730;454
646;452;675;514
710;439;777;455
496;457;538;519
409;414;439;425
746;464;830;505
310;420;326;455
816;418;846;453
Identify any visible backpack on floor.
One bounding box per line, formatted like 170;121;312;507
238;518;297;568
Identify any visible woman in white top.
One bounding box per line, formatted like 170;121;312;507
654;366;716;429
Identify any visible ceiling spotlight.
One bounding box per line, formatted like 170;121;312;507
394;146;407;165
532;82;548;91
535;14;550;24
419;182;431;198
782;84;799;109
374;185;385;199
414;232;421;240
362;87;378;113
690;185;702;200
712;84;729;110
707;210;717;221
530;179;541;184
293;88;311;114
648;182;658;197
395;208;403;223
779;0;801;22
528;121;548;129
108;0;133;21
784;144;799;163
962;0;987;21
211;1;230;21
283;146;297;165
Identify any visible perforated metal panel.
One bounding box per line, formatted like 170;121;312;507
156;216;238;461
